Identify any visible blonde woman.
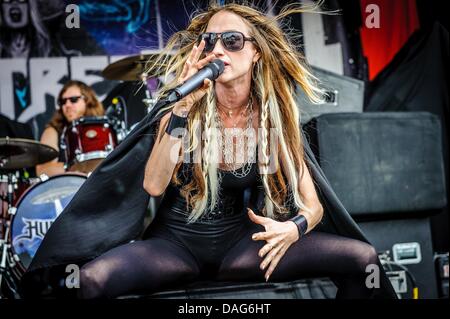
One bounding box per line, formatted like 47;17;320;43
24;4;397;299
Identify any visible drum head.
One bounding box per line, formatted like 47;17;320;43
10;173;86;272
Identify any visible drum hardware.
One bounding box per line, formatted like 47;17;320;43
0;219;20;298
39;174;49;182
105;96;128;143
102;54;164;114
8;207;16;216
140;72;158;113
116;125;128;143
0;171;24;299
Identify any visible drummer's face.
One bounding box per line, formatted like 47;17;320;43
61;86;86;122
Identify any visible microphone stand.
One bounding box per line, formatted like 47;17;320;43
140;73;158;114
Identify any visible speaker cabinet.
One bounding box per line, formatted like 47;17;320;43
304;112;447;217
297;67;365;124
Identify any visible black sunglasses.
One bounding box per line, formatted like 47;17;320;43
58;95;84;107
198;31;255;53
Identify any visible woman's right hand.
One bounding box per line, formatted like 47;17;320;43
172;40;217;117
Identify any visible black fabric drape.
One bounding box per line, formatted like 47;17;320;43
0;114;34;140
21;99;397;299
1;114;36;177
365;23;449;252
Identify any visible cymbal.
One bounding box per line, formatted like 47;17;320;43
102;54;166;81
0;137;58;170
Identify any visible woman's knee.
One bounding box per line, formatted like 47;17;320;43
349;242;379;275
79;264;108;299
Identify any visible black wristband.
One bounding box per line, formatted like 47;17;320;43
290;214;308;238
165;112;188;138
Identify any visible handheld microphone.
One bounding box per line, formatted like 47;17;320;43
166;59;225;103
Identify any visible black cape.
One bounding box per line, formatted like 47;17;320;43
22;100;398;299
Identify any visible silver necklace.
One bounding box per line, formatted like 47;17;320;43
217;100;248;128
215;97;256;178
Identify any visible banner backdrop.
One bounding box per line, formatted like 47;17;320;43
1;0;363;138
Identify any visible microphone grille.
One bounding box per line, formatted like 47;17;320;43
210;59;225;78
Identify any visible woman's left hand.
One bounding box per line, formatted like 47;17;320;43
248;208;300;281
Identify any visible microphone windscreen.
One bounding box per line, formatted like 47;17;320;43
210;59;225;78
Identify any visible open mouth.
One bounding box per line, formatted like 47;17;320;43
9;7;23;23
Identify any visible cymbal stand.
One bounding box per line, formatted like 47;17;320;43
140;73;157;113
0;173;20;299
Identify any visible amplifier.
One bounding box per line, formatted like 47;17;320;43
303;112;447;217
297;66;365;124
358;218;439;299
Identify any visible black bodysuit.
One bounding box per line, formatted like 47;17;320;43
149;160;261;276
79;158;381;299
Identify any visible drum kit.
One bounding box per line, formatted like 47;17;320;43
0;137;67;298
0;54;163;298
61;116;120;174
102;53;160;112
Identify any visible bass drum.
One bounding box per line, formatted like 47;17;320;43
9;173;87;278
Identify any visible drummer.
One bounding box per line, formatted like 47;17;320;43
36;80;104;177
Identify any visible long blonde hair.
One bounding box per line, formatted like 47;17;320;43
148;2;325;222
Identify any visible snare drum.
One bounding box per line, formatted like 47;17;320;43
61;116;118;173
9;173;87;277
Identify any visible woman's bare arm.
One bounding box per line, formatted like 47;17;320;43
143;107;185;197
296;158;324;233
144;41;217;197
